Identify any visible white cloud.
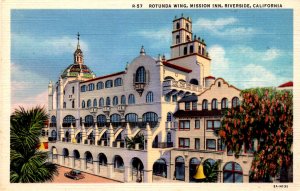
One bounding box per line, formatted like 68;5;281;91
11;63;48;112
137;28;171;48
208;45;289;89
12;34;88;56
194;17;256;38
262;48;281;61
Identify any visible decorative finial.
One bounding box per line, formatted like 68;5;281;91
181;13;184;17
162;54;166;61
125;62;129;70
77;32;80;49
140;45;146;55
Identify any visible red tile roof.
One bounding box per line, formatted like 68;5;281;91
278;81;293;88
81;71;125;83
205;76;215;79
162;61;192;73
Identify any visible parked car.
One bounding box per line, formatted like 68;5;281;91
64;169;85;180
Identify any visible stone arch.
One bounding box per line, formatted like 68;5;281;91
98;153;107;166
85;151;93;164
73;150;80;159
189;157;200;182
113;155;124;169
175;156;185;181
114;127;123;140
153;158;167;178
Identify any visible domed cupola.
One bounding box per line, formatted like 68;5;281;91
60;33;95;80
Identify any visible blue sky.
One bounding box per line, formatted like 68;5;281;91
11;9;293;110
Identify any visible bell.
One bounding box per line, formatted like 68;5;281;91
193;164;206;180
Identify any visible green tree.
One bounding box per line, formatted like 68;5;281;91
10;106;58;183
203;160;219;182
125;133;144;149
219;88;293;182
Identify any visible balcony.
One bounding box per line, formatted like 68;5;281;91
102;106;110;115
49;123;56;127
117;104;126;115
62;123;76;128
152;142;173;148
163;80;205;94
134;82;146;96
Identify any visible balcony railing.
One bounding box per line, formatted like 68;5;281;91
152;142;173;148
163;80;204;93
95;122;159;129
49;123;56;127
62;123;76;127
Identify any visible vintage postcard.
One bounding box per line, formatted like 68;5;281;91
0;0;299;191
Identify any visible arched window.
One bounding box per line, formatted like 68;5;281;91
128;94;135;104
63;115;75;127
142;112;158;128
232;97;240;108
113;96;118;106
165;95;171;102
223;162;243;183
189;45;194;53
110;114;121;124
93;98;97;107
105;80;113;88
135;67;146;83
84;115;94;127
125;113;138;122
153;158;167;178
106;97;110;106
172;94;177;102
190;79;198;85
167;112;172;122
97;114;106;127
176;22;180;29
121;95;126;105
87;99;91;108
186;35;190;42
72;100;75;108
202;99;208;110
88;83;95;91
81;85;86;92
50;115;56;127
176;35;180;44
221;98;228;109
99;98;104;107
97;82;104;90
63;102;66;109
186;23;189;30
114;78;123;87
175;156;185;181
164;76;175;81
82;100;85;108
184;47;187;55
146;91;154;103
51;130;57;140
211;99;218;110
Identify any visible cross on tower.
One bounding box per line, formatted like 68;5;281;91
77;32;80;43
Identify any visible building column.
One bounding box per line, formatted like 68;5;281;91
81;158;86;171
93;161;99;175
124;166;130;182
70;125;75;143
108;124;114;147
58;155;64;165
94;125;99;146
143;170;153;183
107;163;114;179
185;165;189;182
69;157;75;168
167;163;172;180
81;125;87;144
144;123;152;150
170;163;175;180
59;126;64;141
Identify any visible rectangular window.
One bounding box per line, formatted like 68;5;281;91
192;101;197;110
217;139;225;151
195;138;200;150
179;120;190;130
179;138;190;148
185;102;190;110
195;120;200;129
206;139;216;150
206;120;221;130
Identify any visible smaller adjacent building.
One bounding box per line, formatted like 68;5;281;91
172;78;254;183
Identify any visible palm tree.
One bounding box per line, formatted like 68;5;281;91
10;106;58;183
203;160;219;182
125;133;144;149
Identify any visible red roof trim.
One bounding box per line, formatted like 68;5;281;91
81;71;125;83
162;61;192;73
205;76;215;79
278;81;293;88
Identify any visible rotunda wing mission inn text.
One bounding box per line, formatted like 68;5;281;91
48;15;253;183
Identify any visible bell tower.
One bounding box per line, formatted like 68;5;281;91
168;14;212;87
74;32;84;65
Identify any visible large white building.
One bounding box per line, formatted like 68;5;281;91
48;15;253;183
